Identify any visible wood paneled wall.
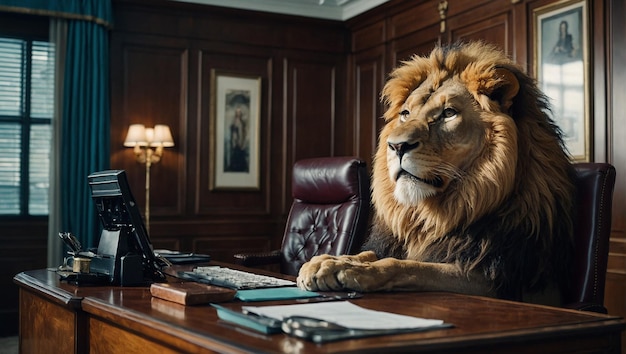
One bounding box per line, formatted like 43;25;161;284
108;0;350;262
605;0;626;340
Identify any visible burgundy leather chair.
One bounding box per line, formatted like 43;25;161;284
233;157;371;276
564;162;616;313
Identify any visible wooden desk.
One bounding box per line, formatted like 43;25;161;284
15;268;626;353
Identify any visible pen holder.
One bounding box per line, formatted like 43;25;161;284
63;256;92;274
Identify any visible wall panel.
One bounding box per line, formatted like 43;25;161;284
0;222;47;335
352;45;386;170
110;38;188;217
193;236;273;264
447;0;513;54
281;55;344;208
449;12;512;54
195;51;273;216
284;56;339;163
606;0;626;350
388;25;442;65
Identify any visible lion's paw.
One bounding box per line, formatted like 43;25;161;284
296;252;380;292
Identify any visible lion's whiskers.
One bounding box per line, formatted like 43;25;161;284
434;161;464;183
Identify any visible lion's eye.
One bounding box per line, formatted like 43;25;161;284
399;109;410;122
441;108;458;122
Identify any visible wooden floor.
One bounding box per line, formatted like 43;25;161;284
0;336;18;354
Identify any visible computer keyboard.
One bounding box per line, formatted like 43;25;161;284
179;266;296;290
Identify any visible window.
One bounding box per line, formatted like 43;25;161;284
0;36;55;216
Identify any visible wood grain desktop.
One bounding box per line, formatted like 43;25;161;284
14;266;626;353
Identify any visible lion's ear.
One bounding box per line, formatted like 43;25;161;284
491;67;520;112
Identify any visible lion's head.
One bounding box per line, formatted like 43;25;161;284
369;42;575;299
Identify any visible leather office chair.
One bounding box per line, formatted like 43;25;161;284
233;156;370;276
563;162;616;313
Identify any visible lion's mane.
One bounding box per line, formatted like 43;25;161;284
364;42;575;300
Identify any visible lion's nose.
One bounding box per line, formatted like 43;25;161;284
388;141;419;158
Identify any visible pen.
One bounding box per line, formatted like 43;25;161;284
212;304;283;334
240;309;283;328
296;291;362;303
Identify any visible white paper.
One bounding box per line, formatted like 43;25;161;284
242;301;443;330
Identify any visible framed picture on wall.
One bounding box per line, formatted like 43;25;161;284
209;70;261;190
533;0;590;162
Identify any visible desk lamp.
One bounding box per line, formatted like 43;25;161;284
123;124;174;233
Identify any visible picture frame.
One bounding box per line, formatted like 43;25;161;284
533;0;590;162
209;70;261;190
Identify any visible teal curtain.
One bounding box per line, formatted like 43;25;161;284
0;0;112;27
60;16;111;250
0;0;113;251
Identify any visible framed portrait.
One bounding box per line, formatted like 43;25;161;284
209;71;261;190
533;0;590;162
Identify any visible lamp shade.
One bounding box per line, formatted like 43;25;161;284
151;124;175;147
124;124;148;147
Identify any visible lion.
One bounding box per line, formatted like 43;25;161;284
297;42;575;306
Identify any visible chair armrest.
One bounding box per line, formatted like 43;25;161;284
233;250;281;268
563;301;608;314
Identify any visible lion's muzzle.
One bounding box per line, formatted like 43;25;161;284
388;141;420;159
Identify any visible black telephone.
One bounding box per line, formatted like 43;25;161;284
58;170;166;286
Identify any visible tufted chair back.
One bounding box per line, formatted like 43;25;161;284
279;157;370;276
564;163;616;313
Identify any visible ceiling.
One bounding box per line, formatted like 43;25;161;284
173;0;390;21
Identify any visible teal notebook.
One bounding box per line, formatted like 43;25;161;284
212;304;283;334
235;287;319;302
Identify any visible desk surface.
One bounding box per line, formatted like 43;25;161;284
15;267;626;353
